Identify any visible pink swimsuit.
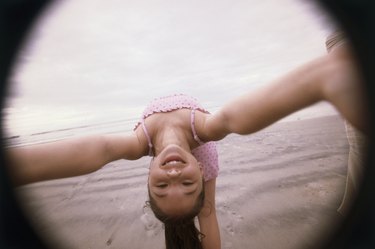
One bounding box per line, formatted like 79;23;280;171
134;94;219;181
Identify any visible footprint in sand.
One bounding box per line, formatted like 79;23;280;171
217;203;244;237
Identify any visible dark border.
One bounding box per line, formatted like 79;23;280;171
1;1;51;248
1;0;374;248
317;0;375;248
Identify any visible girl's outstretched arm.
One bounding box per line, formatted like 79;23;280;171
6;131;147;186
203;44;367;141
198;179;221;249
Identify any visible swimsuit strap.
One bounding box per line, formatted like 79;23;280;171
141;119;154;156
191;108;205;145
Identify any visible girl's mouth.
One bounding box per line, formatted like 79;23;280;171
162;156;185;166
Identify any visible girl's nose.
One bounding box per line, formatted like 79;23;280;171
166;168;181;178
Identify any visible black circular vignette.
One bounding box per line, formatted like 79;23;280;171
0;0;374;248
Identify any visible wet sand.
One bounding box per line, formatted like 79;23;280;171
15;115;349;249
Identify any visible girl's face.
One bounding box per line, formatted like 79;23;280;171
148;144;204;216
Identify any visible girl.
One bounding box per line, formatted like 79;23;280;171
6;41;368;249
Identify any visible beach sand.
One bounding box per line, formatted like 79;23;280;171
15;115;349;249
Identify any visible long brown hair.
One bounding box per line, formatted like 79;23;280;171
147;182;205;249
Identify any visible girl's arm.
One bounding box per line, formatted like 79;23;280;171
6;130;147;186
202;45;367;141
198;179;221;249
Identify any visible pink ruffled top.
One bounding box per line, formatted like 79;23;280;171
134;94;219;181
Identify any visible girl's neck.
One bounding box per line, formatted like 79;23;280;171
153;124;191;156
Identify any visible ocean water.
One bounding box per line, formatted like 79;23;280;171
2;0;339;146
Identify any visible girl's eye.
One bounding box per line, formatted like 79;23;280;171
157;184;168;188
183;182;193;186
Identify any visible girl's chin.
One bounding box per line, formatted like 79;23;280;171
157;144;187;159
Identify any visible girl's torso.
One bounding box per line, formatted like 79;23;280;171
134;94;219;181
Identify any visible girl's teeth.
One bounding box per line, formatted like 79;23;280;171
166;160;180;165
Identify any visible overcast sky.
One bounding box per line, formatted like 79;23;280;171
4;0;339;137
8;0;335;106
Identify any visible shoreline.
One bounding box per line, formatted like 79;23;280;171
5;101;339;147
